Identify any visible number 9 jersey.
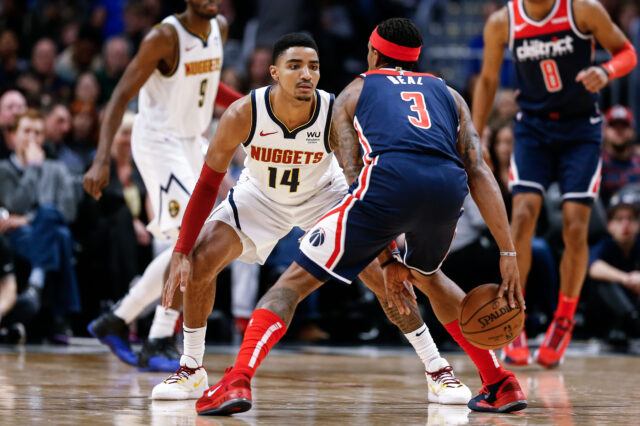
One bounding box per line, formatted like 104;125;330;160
240;85;342;206
138;14;223;139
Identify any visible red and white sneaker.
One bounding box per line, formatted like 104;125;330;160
151;355;208;400
535;316;575;369
501;328;531;366
467;372;527;413
426;358;472;404
196;366;252;416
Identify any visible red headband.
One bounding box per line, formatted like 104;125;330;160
369;26;421;62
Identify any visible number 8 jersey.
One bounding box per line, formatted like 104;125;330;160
240;85;342;206
138;15;222;139
508;0;598;116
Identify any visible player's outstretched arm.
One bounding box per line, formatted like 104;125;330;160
450;87;524;310
573;0;637;93
83;24;177;200
471;7;509;138
330;78;365;185
162;96;252;308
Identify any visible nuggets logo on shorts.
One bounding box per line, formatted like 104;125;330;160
168;200;180;218
309;228;326;247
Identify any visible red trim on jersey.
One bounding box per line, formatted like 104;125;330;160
370;27;421;62
362;69;439;79
512;0;573;39
353;117;372;164
325;195;357;269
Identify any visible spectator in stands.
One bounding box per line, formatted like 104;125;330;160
0;234;39;344
0;90;27;159
489;122;515;213
242;46;273;93
55;25;103;83
487;89;519;129
95;36;131;105
67;102;98;176
43;103;72;159
29;38;73;106
74;112;151;319
0;29;27;92
122;0;154;50
0;109;80;344
600;105;640;206
588;190;640;351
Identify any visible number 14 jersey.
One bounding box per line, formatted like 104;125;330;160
240;85;342;206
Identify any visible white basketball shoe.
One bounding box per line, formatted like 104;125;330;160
151;355;209;400
426;358;472;405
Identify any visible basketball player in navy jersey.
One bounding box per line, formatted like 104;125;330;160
190;18;528;415
473;0;637;368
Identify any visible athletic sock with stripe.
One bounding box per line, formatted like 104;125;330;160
232;309;287;379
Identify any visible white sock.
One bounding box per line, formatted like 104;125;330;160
113;247;173;323
404;323;441;371
148;306;180;339
183;325;207;366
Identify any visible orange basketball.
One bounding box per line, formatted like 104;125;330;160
459;283;524;350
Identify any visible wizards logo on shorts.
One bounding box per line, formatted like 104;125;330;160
309;228;326;247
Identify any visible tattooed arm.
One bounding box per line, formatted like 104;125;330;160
449;86;524;308
330;78;365;185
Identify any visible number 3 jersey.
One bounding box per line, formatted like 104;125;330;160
240;85;342;206
353;69;463;168
137;14;222;138
508;0;598;116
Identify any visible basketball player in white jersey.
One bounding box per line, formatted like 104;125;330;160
83;0;242;372
151;33;472;406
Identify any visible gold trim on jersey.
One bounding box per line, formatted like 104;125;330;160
267;87;318;134
174;14;212;45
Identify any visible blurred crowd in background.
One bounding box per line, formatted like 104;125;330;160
0;0;639;353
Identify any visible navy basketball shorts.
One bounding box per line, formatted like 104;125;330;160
296;153;468;283
510;111;602;205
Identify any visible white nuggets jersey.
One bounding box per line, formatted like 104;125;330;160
137;15;222;138
241;85;341;205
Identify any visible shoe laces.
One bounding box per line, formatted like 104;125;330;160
164;365;198;384
428;366;461;387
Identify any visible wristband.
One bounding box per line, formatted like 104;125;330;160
500;251;517;257
380;258;396;269
598;65;610;78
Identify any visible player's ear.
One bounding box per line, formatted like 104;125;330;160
269;65;279;83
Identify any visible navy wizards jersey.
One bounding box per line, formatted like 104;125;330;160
353;69;463;168
508;0;598;117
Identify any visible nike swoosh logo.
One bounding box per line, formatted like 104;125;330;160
589;116;602;125
194;377;204;388
260;130;277;136
514;23;527;32
416;329;426;337
207;384;222;397
185;44;198;52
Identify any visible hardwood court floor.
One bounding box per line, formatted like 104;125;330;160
1;344;639;425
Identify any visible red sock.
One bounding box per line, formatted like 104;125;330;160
444;319;507;385
555;291;578;319
233;309;287;379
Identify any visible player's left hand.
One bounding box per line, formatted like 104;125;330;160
575;66;609;93
497;255;525;310
162;251;191;308
382;261;418;315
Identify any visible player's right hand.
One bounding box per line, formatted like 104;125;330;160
162;251;191;309
83;161;110;200
497;255;525;310
382;261;418;315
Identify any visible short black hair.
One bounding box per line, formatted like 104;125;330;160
272;33;319;65
374;18;423;71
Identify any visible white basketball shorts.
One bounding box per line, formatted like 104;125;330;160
207;171;348;264
132;116;207;240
